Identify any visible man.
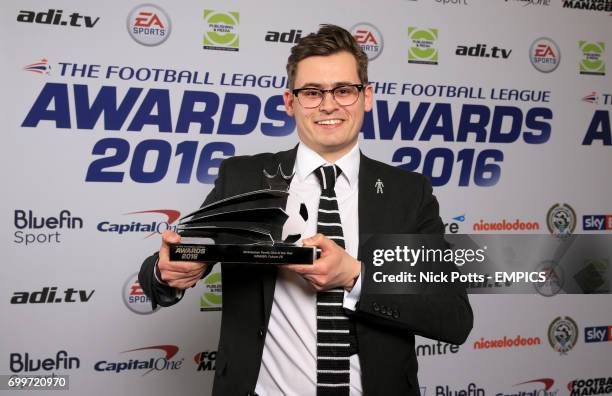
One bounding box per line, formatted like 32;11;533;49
139;24;472;396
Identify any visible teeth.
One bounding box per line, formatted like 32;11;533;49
316;119;342;125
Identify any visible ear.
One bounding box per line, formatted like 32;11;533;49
283;90;295;116
363;84;373;112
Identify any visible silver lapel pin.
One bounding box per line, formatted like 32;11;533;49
375;178;384;194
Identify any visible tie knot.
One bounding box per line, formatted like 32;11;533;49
315;165;342;192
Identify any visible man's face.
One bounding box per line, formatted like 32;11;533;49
283;51;373;161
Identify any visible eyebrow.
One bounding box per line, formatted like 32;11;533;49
297;81;358;89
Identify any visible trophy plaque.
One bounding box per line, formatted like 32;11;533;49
169;166;319;264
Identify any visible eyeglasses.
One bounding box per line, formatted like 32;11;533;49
292;84;365;108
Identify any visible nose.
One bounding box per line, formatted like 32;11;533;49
319;91;339;112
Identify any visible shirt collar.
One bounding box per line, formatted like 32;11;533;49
295;142;360;187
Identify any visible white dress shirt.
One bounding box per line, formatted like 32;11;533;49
255;142;363;396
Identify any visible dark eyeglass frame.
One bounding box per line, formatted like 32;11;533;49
292;83;365;108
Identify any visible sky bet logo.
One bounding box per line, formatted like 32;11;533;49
583;215;612;231
585;326;612;343
94;345;183;375
97;209;180;237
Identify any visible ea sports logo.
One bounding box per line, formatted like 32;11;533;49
530;37;560;73
127;4;171;46
351;23;384;61
123;272;158;314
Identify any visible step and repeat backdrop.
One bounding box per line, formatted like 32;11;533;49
2;0;611;395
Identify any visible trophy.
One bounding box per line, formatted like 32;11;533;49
169;166;319;264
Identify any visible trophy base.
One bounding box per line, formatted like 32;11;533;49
169;243;318;264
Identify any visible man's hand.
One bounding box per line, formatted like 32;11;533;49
157;230;208;289
285;234;361;292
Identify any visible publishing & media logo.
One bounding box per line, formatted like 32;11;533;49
408;27;438;65
203;10;239;51
579;41;605;75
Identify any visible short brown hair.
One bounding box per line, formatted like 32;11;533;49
286;24;368;90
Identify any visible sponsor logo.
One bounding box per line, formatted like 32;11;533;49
473;335;541;350
582;91;599;104
585;325;612;343
416;341;459;356
127;4;171;46
203;10;239;51
563;0;612;12
351;23;384;61
533;260;564;297
573;259;609;293
194;351;217;371
435;0;468;4
435;383;485;396
530;38;561;73
10;287;94;304
568;377;612;396
548;316;578;355
496;378;558;396
504;0;551;6
200;272;222;311
264;29;302;44
14;209;83;245
445;214;465;234
23;58;51;75
10;351;80;373
408;27;438;65
94;345;183;374
456;43;511;59
579;41;606;76
546;204;576;237
583;214;612;230
16;9;99;28
123;273;158;314
472;218;540;232
97;209;180;237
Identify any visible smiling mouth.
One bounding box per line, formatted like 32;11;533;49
315;119;343;125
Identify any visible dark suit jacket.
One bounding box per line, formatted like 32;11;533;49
139;146;473;396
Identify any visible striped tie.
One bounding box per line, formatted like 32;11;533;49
314;165;357;396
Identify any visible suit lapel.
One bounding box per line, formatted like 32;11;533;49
358;152;380;235
358;152;388;259
260;146;298;322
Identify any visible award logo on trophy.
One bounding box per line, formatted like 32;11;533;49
169;166;319;264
